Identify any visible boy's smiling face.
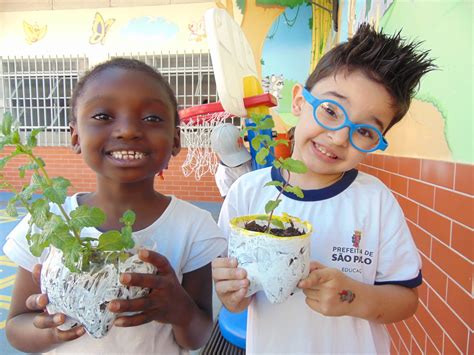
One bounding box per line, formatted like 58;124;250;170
291;69;395;181
70;67;180;184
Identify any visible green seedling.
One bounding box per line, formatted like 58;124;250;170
242;113;308;233
0;112;135;272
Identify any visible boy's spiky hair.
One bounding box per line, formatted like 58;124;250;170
71;58;180;125
305;23;436;131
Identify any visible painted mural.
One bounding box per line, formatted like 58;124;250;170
89;12;115;45
120;16;179;43
22;21;47;45
188;17;207;42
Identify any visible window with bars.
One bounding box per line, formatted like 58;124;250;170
0;52;219;146
0;56;88;146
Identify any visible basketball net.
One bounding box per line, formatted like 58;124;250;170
179;110;233;180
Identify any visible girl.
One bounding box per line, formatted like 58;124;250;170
3;58;226;354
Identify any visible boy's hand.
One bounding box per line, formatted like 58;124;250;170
211;257;250;313
298;261;357;317
25;264;86;343
109;249;195;327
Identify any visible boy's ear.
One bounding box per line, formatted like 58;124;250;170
291;84;305;116
172;126;181;156
69;122;81;154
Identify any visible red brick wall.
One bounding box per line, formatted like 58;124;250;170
359;154;473;355
0;146;222;202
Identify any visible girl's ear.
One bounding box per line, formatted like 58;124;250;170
70;122;81;154
172;126;181;156
291;84;305;116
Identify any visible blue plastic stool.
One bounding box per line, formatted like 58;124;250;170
218;307;247;350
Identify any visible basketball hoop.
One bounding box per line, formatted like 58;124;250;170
179;93;277;180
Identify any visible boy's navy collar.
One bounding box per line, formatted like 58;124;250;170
270;167;358;201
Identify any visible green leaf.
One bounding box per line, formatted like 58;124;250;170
264;181;284;188
120;210;136;226
97;230;125;251
257;117;275;131
281;158;308;174
19;183;39;201
11;131;20;144
283;185;304;198
271;218;285;229
28;232;49;257
31;173;47;189
120;225;135;249
273;159;282;168
30;198;51;228
275;139;289;147
265;199;281;214
255;147;269;165
69;205;106;229
250;135;265;151
0;156;11;169
62;238;82;272
2;112;13;136
41;214;72;251
6;198;18;217
27;128;44;147
43;176;71;204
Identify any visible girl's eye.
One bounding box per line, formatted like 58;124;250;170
143;115;163;122
92;113;111;121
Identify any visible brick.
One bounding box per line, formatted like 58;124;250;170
428;289;469;353
405;317;426;350
399;157;421;179
411;338;423;355
408;221;431;257
421;159;455;189
408;179;435;208
378;170;391;188
391;174;408;195
446;279;473;328
451;222;473;263
454;163;473;195
384;156;399;173
397;196;418;224
443;334;462;355
425;336;441;355
434;188;473;228
397;321;412;352
418;282;428;305
418;206;451;245
431;238;472;292
421;255;447;299
415;303;443;351
372;154;385;169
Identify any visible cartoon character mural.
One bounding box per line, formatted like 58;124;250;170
23;21;47;44
188;18;207;42
89;12;115;45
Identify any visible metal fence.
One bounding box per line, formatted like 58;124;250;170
0;52;221;147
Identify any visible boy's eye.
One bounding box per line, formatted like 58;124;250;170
92;113;112;121
143;115;163;122
356;127;375;140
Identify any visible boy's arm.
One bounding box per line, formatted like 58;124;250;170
298;262;418;324
6;266;84;353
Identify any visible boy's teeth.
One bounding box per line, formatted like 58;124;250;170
110;151;144;160
316;144;337;158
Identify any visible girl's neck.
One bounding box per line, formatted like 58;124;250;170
78;177;170;231
282;169;345;190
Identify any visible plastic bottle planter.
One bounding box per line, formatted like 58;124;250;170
228;215;312;304
41;247;156;338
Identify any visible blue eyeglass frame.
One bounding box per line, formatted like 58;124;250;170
302;88;388;153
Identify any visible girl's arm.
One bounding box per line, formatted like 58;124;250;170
298;261;418;323
6;266;85;353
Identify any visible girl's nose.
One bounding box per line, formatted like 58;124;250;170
326;127;350;147
113;117;143;140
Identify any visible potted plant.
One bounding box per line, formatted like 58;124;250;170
0;112;156;338
227;114;312;304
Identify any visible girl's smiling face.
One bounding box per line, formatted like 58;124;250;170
70;67;180;185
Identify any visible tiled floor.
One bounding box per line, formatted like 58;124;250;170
0;192;222;355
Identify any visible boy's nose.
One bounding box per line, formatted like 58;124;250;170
113;117;143;140
326;127;350;147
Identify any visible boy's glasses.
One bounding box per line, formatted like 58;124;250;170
302;88;388;153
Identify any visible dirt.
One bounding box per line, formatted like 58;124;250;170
244;220;305;237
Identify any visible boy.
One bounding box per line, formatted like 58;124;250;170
212;24;435;353
211;123;252;198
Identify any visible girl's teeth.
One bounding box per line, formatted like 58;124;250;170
111;151;144;160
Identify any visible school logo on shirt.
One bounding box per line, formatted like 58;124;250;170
352;230;362;248
331;229;374;274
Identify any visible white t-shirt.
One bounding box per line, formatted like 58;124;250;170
219;167;422;354
4;194;227;355
214;160;252;197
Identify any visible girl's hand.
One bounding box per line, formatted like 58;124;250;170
109;249;196;327
298;261;357;317
211;257;250;313
26;264;86;343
